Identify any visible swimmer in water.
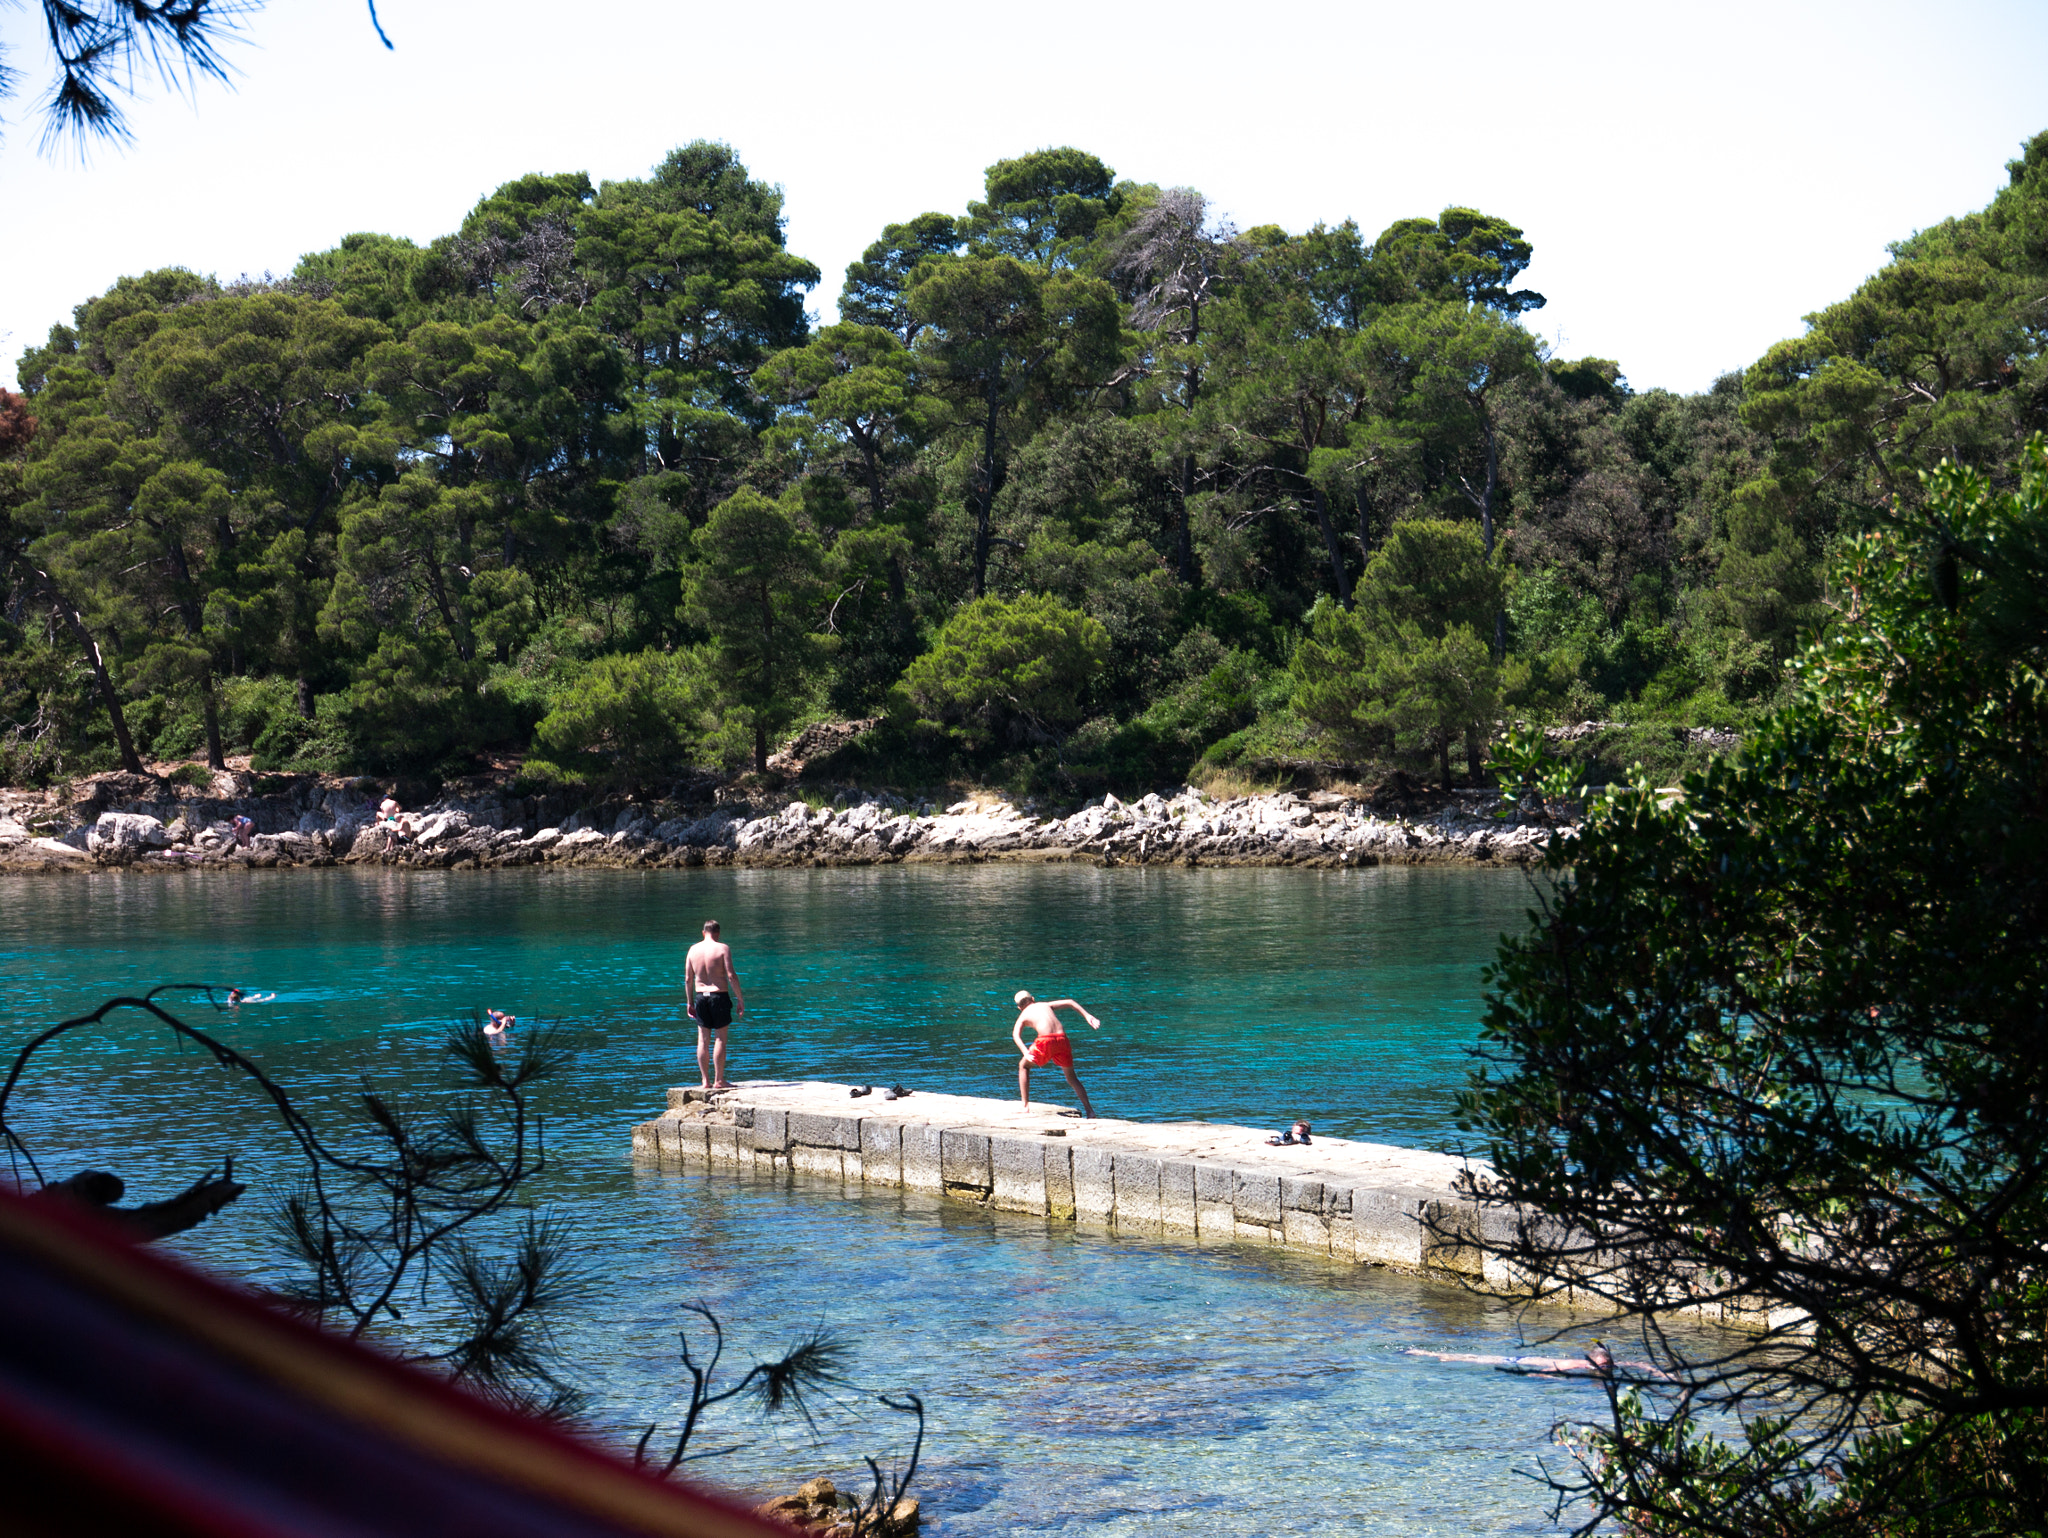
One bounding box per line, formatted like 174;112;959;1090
483;1009;516;1047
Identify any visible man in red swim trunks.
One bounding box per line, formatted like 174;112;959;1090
1011;989;1100;1118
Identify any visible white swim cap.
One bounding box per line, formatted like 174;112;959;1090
1014;990;1032;1006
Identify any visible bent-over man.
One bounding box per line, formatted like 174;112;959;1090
1011;989;1099;1118
686;919;746;1091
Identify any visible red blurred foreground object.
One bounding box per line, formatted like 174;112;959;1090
0;1186;792;1537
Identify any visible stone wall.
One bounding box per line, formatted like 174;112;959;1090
632;1082;1520;1288
633;1082;1795;1330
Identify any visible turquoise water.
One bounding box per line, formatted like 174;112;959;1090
0;865;1641;1535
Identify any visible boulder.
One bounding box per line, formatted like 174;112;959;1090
415;811;471;848
0;837;91;871
88;813;170;853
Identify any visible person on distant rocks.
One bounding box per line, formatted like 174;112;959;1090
1011;989;1100;1118
376;791;413;852
685;920;745;1091
231;814;254;849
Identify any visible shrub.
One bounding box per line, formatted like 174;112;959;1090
900;593;1108;748
528;650;715;786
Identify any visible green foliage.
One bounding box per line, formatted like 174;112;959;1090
1355;517;1501;635
528;649;712;785
963;148;1122;269
1471;442;2048;1535
6;136;2045;795
900;592;1108;748
680;488;831;771
1291;519;1503;779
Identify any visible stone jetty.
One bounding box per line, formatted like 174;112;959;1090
632;1080;1525;1293
0;771;1559;874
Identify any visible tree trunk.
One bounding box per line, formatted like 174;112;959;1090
1466;726;1485;784
425;562;474;663
1311;485;1351;609
39;576;143;774
1477;412;1505;663
1439;740;1453;790
1176;453;1198;585
857;430;890;528
296;676;315;719
754;578;774;773
199;675;226;770
971;384;1000;599
1355;485;1380;562
166;536;226;768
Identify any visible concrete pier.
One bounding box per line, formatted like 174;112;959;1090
631;1080;1524;1292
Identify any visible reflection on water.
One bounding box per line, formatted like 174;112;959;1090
0;864;1637;1535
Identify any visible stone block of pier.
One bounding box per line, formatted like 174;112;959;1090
635;1080;1519;1289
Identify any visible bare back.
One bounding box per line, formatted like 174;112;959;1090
1014;1000;1066;1039
686;938;736;995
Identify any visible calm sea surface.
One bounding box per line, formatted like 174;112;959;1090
0;864;1648;1535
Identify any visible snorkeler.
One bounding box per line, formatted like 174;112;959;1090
483;1009;516;1047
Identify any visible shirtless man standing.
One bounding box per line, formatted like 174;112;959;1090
685;920;746;1091
1011;989;1099;1118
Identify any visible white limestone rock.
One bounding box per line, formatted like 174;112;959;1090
89;812;170;852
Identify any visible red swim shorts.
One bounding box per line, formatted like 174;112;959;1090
1024;1033;1073;1069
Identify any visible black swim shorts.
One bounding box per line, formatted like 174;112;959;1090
695;992;733;1030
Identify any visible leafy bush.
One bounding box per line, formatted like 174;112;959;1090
250;694;355;774
323;633;526;773
900;593;1108;748
526;649;715;786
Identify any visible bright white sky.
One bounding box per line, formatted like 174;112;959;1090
3;0;2045;394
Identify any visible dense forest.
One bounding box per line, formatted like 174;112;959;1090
3;133;2045;797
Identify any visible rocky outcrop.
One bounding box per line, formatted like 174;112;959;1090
0;813;91;871
755;1477;918;1537
1;772;1565;875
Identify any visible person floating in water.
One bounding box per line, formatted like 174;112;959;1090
483;1009;516;1047
1011;989;1100;1118
224;987;275;1006
1403;1343;1670;1380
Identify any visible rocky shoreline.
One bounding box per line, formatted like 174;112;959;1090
0;768;1563;875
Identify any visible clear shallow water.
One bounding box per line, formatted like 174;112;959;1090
0;865;1641;1535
